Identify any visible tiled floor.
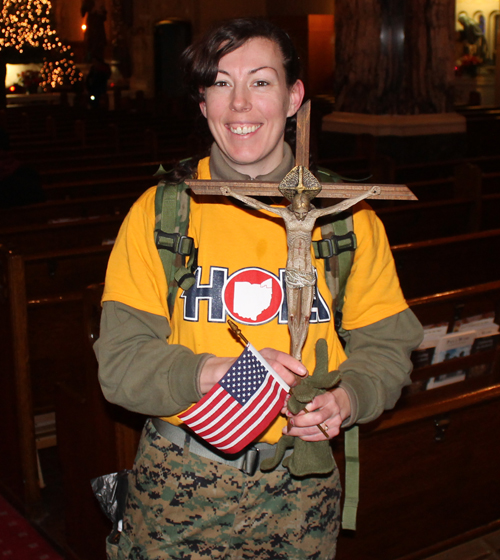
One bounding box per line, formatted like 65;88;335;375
424;530;500;560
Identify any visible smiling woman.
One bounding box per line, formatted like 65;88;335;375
94;16;423;560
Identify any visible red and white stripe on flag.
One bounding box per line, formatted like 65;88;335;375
179;343;290;454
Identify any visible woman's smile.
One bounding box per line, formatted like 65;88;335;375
228;123;262;135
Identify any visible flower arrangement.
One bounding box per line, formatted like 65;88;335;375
455;54;483;77
18;70;42;92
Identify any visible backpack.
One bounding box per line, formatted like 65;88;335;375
153;168;360;530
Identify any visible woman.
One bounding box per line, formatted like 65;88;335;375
95;17;422;560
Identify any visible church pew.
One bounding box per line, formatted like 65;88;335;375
0;192;141;228
482;171;500;194
0;214;124;253
7;116;191;172
469;154;500;173
6;105;188;142
370;153;500;188
392;228;500;300
401;161;481;203
29;150;175;172
335;280;500;560
481;193;500;230
376;197;482;245
369;185;500;245
42;174;155;201
12;139;176;165
39;160;165;185
57;282;145;560
465;115;500;157
0;245;113;515
370;162;498;244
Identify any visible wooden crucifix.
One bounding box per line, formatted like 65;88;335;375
186;100;416;362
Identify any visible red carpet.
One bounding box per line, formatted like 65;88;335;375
0;494;63;560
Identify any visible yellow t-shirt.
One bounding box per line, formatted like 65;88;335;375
103;157;408;444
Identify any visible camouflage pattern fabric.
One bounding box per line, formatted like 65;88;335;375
109;419;341;560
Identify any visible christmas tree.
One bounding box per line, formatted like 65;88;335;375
0;0;82;92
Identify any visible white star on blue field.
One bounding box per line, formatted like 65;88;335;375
219;349;268;405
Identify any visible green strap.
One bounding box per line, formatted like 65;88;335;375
314;175;359;530
342;425;360;530
315;165;356;318
154;180;196;315
333;213;359;531
333;211;355;317
318;211;355;317
320;213;360;530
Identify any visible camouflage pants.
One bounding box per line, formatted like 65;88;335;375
110;419;342;560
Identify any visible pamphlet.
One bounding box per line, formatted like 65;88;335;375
410;313;499;393
410;323;448;369
431;330;476;364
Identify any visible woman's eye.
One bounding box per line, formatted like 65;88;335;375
254;80;269;87
214;80;229;87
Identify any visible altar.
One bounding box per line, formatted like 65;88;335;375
454;67;497;106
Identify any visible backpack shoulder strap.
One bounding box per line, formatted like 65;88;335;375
314;166;360;531
154;178;197;315
317;211;356;323
317;211;360;532
313;165;357;329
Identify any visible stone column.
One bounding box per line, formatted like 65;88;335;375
323;0;466;163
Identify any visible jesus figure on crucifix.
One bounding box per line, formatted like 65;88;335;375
220;165;380;361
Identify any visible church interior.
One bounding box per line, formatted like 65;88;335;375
0;0;500;559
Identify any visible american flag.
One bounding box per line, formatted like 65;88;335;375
179;344;290;454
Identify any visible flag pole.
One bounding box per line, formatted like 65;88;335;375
228;318;250;346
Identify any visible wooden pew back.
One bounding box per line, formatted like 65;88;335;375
0;245;113;512
0;215;123;253
393;228;500;299
336;281;500;560
0;192;140;228
56;282;144;560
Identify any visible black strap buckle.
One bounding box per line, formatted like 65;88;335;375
242;447;260;476
155;231;194;257
334;309;344;332
313;232;357;259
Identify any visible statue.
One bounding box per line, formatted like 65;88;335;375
220;166;380;361
458;13;488;60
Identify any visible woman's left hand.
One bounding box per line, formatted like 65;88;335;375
282;387;351;441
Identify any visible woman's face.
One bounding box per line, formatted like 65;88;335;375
200;37;304;178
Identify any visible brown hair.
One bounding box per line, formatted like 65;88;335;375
182;17;301;103
164;18;302;183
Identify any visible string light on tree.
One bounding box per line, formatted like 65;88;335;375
0;0;82;90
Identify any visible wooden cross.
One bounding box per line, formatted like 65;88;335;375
186;100;416;201
185;100;416;366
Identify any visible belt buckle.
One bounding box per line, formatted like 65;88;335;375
241;447;260;476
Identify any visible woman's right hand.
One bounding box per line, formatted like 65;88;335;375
199;348;307;395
